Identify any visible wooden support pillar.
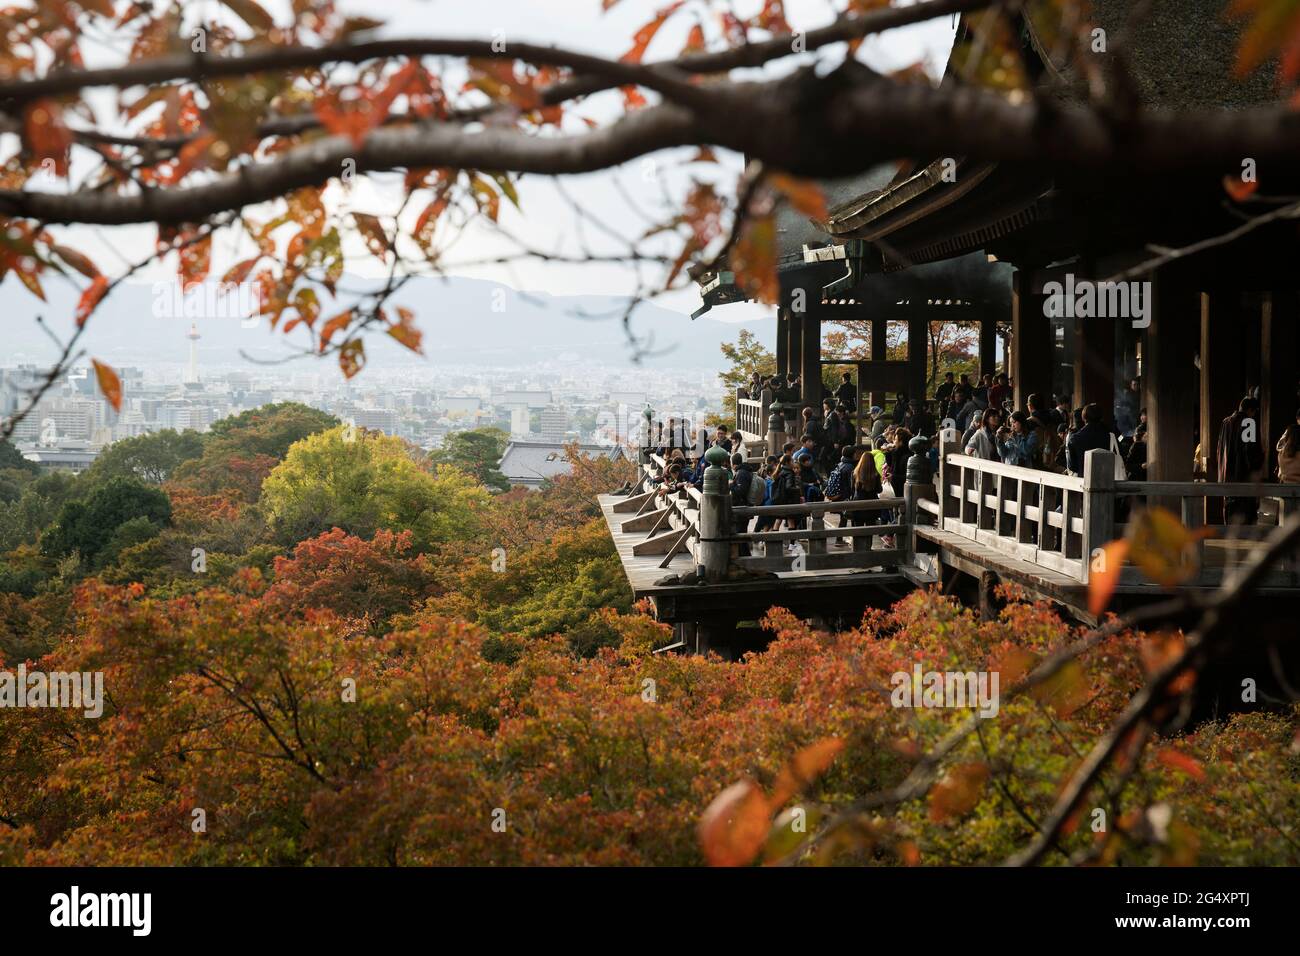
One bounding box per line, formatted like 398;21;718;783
1200;293;1249;502
1263;291;1300;479
1074;313;1116;410
1012;270;1053;412
787;308;803;386
800;300;822;412
775;308;789;378
907;308;928;405
870;318;888;409
979;314;997;382
1145;279;1199;509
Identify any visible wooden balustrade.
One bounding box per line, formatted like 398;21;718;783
932;429;1092;581
735;387;772;443
621;435;1300;589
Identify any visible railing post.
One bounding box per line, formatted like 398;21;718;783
938;427;958;524
1180;496;1206;582
809;513;827;555
903;433;935;562
1082;448;1116;584
766;410;786;461
698;445;732;583
760;387;773;435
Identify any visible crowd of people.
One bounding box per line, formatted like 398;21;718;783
647;369;1300;549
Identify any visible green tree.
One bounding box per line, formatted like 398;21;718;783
718;328;776;421
170;402;339;500
0;472;80;553
83;429;204;485
260;426;490;553
205;402;339;460
42;477;171;565
428;428;510;492
0;440;38;477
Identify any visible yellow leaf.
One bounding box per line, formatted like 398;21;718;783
771;737;843;806
338;338;366;379
1126;507;1214;587
92;358;122;412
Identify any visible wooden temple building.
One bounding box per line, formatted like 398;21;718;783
600;4;1300;655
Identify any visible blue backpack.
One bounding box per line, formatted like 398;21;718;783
825;461;853;501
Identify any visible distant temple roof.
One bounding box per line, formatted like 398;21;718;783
499;441;628;488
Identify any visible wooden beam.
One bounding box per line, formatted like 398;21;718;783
907;306;928;404
621;505;672;534
1262;291;1299;480
775;307;789;378
979;313;997;382
657;527;695;567
736;550;904;572
612;490;655;513
800;297;822;411
1012;270;1053;411
634;526;690;555
1073;313;1115;410
1145;277;1199;511
871;317;888;409
1201;291;1249;519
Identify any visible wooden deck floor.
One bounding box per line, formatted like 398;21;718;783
598;494;918;620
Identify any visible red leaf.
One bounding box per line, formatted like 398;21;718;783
178;234;212;290
387;306;422;354
928;762;988;823
75;275;110;327
1087;538;1130;617
697;780;771;867
621;1;686;63
1157;748;1206;782
318;309;353;352
1223;174;1259;202
52;244;100;279
221;257;260;286
91;358;122;411
220;0;275;32
23;99;72;177
352;212;390;261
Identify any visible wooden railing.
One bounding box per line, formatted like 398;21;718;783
731;498;905;572
915;428;1300;588
1110;479;1300;586
621;452;905;577
735;387;771;443
619;436;1300;591
933;430;1093;581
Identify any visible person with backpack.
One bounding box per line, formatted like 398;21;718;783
770;454;802;534
850;442;885;546
826;447;856;545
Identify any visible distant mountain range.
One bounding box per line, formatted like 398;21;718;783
1;275;770;369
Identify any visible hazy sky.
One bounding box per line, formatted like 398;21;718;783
0;1;956;348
